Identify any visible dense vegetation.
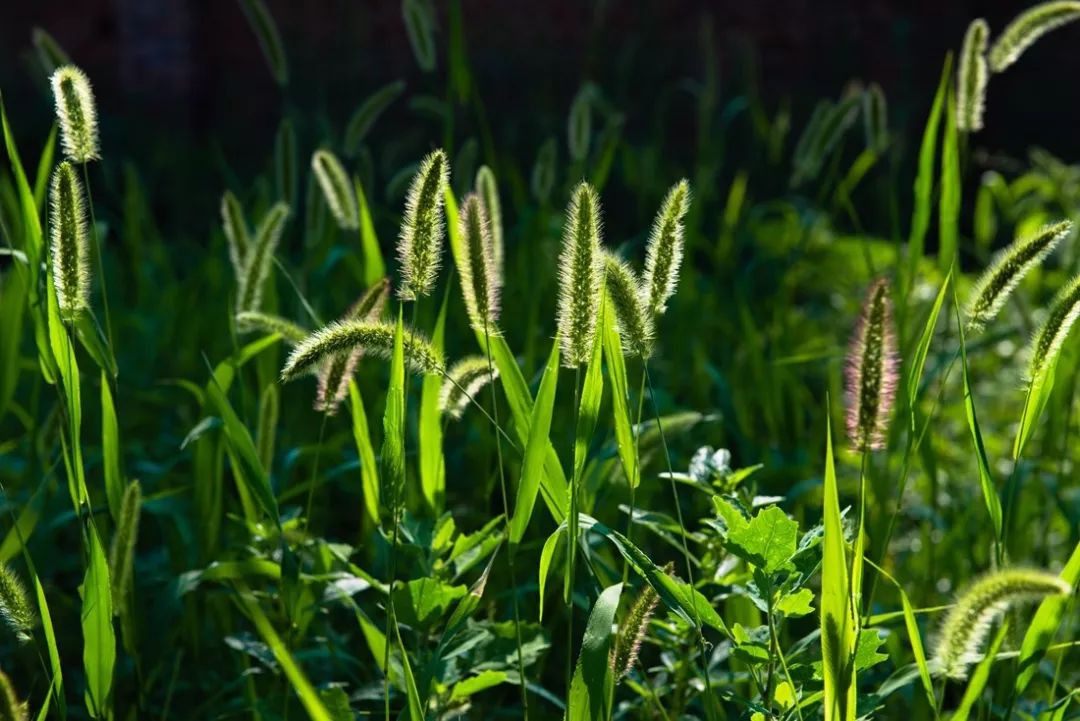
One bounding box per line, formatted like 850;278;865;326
1;2;1080;720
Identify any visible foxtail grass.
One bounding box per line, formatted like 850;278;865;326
844;278;898;452
49;161;91;320
221;191;251;287
397;150;449;300
1026;269;1080;381
0;563;36;643
50;65;99;163
0;669;26;721
610;571;663;681
957;19;990;132
456;193;501;332
311;149;359;230
237;202;290;313
281;320;442;381
641;180;690;317
988;1;1080;73
603;251;653;358
108;480;141;617
314;279;391;415
475;166;504;275
235;311;308;345
556;182;603;367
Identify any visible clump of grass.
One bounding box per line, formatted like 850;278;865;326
641;179;691;317
439;356;499;419
1026;269;1080;380
456;193;501;332
397;149;449;300
0;563;36;643
844;278;898;451
0;669;27;721
933;568;1070;679
50;65;99;163
311;149;359;230
988;1;1080;73
965;220;1070;332
314;278;391;415
49;161;91;320
237;202;291;313
556;182;603;367
603;251;653;358
281;320;442;381
957;19;990;132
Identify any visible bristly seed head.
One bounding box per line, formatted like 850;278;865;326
966;220;1070;332
556;182;603;367
397;149;450;300
109;480;142;618
235;311;308;345
641;180;691;317
475;165;504;276
957;19;990;133
1027;269;1080;382
282;319;443;382
439;356;499;420
311;149;359;230
314;278;391;415
0;563;36;644
0;668;27;721
609;562;670;681
50;65;100;163
933;568;1070;680
456;193;502;333
844;278;898;452
988;1;1080;73
221;190;251;288
603;251;653;358
237;202;291;313
49;161;91;320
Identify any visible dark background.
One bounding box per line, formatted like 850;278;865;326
0;1;1074;237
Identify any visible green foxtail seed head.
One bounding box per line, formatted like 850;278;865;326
50;65;99;163
0;669;27;721
966;220;1070;332
957;19;990;133
109;480;141;617
397;149;450;300
49;161;91;320
933;568;1070;680
237;202;290;313
567;85;593;162
235;311;308;345
314;278;391;415
844;278;898;451
475;165;504;275
556;182;603;367
456;193;501;332
402;0;437;72
311;149;359;230
641;180;691;317
439;356;499;420
221;190;251;287
609;565;668;681
603;251;653;358
532;137;557;204
988;1;1080;73
0;564;36;644
282;319;442;382
1027;269;1080;381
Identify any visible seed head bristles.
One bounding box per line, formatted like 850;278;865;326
0;564;36;644
966;220;1070;332
475;165;504;275
933;568;1070;680
237;202;290;313
556;182;604;367
456;193;501;332
439;356;499;420
311;149;359;230
957;19;990;133
1027;270;1080;381
221;191;251;286
50;65;99;163
109;480;141;617
603;251;653;358
397;149;450;300
988;1;1080;73
235;311;308;345
49;161;91;320
282;320;443;382
0;669;27;721
844;278;898;452
314;278;391;415
641;180;691;317
609;568;666;681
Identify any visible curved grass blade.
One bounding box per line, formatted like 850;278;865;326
349;381;381;530
602;296;638;487
567;583;622;721
509;336;560;546
1015;541;1080;694
238;0;288;85
419;288;449;513
81;526;115;719
101;370;122;519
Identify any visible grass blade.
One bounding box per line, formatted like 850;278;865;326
602;298;638;488
348;380;381;530
101;369;122;519
567;583;622;721
419;288;449;513
1015;540;1080;694
938;81;960;275
81;525;115;719
509;336;560;546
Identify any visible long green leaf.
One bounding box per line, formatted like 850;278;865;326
603;296;638;488
101;370;123;520
392;612;425;721
568;315;604;602
567;583;622;721
348;380;380;530
938;81;960;275
81;526;115;719
821;414;856;721
1015;540;1080;694
354;177;386;286
950;624;1008;721
419;289;449;513
206;378;279;522
906;270;951;418
381;308;407;524
509;336;560;545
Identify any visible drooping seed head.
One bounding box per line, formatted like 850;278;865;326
221;190;251;286
0;669;27;721
455;193;501;332
314;278;391;415
237;202;290;313
603;251;653;358
475;165;504;275
49;161;91;320
844;278;898;452
235;311;308;345
966;220;1070;332
988;1;1080;73
282;319;443;382
311;149;359;230
957;19;990;133
108;480;141;617
439;356;499;420
397;149;450;300
1027;270;1080;381
641;180;691;317
934;568;1070;680
0;564;36;644
51;65;100;163
556;182;604;367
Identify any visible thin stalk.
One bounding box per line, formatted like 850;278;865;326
855;449;869;627
566;365;582;703
621;366;648;586
302;412;329;530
